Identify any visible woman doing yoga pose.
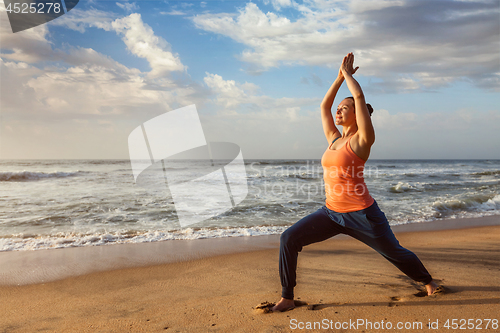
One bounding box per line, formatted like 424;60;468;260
271;52;438;312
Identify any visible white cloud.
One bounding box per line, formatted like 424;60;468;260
192;0;500;91
26;65;149;114
48;8;117;33
116;2;139;13
204;73;247;108
200;72;500;159
286;106;300;121
0;54;205;158
264;0;295;11
46;10;187;77
372;107;500;134
0;9;124;70
370;107;500;158
112;13;186;77
0;7;168;72
0;9;54;63
204;72;317;113
0;8;203;159
0;58;40;112
160;10;186;16
1;53;194;117
372;109;418;129
62;47;126;68
200;72;322;157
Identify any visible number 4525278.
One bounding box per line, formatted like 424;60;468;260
443;319;498;330
5;2;62;14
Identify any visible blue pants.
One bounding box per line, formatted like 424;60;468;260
279;200;433;299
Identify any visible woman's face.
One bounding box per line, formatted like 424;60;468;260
335;99;356;126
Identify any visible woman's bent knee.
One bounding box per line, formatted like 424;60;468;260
280;227;304;252
280;228;295;246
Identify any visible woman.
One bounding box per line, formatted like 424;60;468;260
271;52;438;312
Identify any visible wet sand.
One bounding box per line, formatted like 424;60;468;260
1;216;499;332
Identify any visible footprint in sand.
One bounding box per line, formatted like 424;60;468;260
388;296;402;307
414;290;428;297
390;285;446;306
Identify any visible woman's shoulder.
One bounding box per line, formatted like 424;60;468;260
349;133;371;162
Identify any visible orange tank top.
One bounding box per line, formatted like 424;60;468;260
321;136;374;213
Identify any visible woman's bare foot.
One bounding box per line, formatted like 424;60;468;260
425;280;439;295
271;298;295;312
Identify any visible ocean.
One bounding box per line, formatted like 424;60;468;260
1;159;499;251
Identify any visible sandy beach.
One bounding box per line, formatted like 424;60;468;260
1;216;499;332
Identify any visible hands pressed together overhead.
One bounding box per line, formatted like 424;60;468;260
339;52;359;78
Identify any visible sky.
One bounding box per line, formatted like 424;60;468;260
0;0;499;160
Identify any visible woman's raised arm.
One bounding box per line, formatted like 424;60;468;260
341;53;375;147
320;72;343;143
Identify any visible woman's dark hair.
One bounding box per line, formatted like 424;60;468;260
345;97;373;116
